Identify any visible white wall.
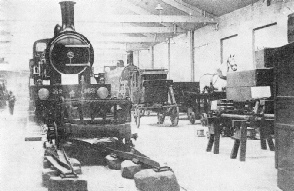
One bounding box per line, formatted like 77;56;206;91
136;0;294;87
193;0;292;88
170;34;191;82
154;42;168;70
137;49;151;69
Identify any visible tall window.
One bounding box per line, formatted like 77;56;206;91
253;23;279;51
221;34;238;65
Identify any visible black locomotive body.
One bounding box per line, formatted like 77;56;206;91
29;1;132;146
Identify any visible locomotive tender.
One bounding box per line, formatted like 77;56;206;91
29;1;132;146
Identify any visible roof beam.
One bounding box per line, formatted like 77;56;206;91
161;0;216;19
90;36;166;43
0;26;185;36
0;30;12;36
112;0;169;38
89;15;216;23
126;43;151;51
116;0;178;28
91;26;186;34
0;14;216;23
93;43;152;51
119;0;151;15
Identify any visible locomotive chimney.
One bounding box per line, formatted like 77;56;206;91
59;1;75;31
127;51;134;66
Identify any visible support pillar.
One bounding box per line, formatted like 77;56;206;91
168;38;171;79
150;46;154;69
189;30;195;82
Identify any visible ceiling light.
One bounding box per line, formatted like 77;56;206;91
155;3;163;11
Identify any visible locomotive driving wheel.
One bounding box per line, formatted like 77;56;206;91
170;106;179;127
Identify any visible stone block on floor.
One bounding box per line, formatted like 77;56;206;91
43;141;52;149
106;154;123;170
121;160;141;179
42;168;59;187
43;158;51;168
48;176;88;191
72;166;82;174
69;157;81;168
134;169;180;191
69;157;82;174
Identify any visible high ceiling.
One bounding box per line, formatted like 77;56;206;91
0;0;260;70
183;0;260;16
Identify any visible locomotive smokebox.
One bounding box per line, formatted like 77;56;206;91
60;1;76;31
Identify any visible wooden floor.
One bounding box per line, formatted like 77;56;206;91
0;104;281;191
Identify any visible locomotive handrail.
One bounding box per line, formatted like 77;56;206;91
135;104;178;110
65;44;90;48
63;99;131;104
65;63;90;67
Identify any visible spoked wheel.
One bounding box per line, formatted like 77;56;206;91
187;107;195;124
170;106;179;127
140;109;146;116
157;112;165;124
133;110;137;121
200;113;208;127
145;110;151;116
189;112;196;124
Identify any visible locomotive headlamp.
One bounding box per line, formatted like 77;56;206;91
97;87;109;99
38;88;50;100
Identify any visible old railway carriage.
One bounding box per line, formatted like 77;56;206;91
29;1;132;146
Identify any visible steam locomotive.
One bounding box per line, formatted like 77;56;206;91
29;1;132;146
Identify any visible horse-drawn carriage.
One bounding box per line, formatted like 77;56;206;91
121;67;179;128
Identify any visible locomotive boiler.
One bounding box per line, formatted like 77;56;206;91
29;1;132;147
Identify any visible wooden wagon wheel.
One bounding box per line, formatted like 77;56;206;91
189;112;196;124
157;112;165;124
187;107;196;124
140;109;145;116
200;113;208;127
145;110;151;116
170;106;179;127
